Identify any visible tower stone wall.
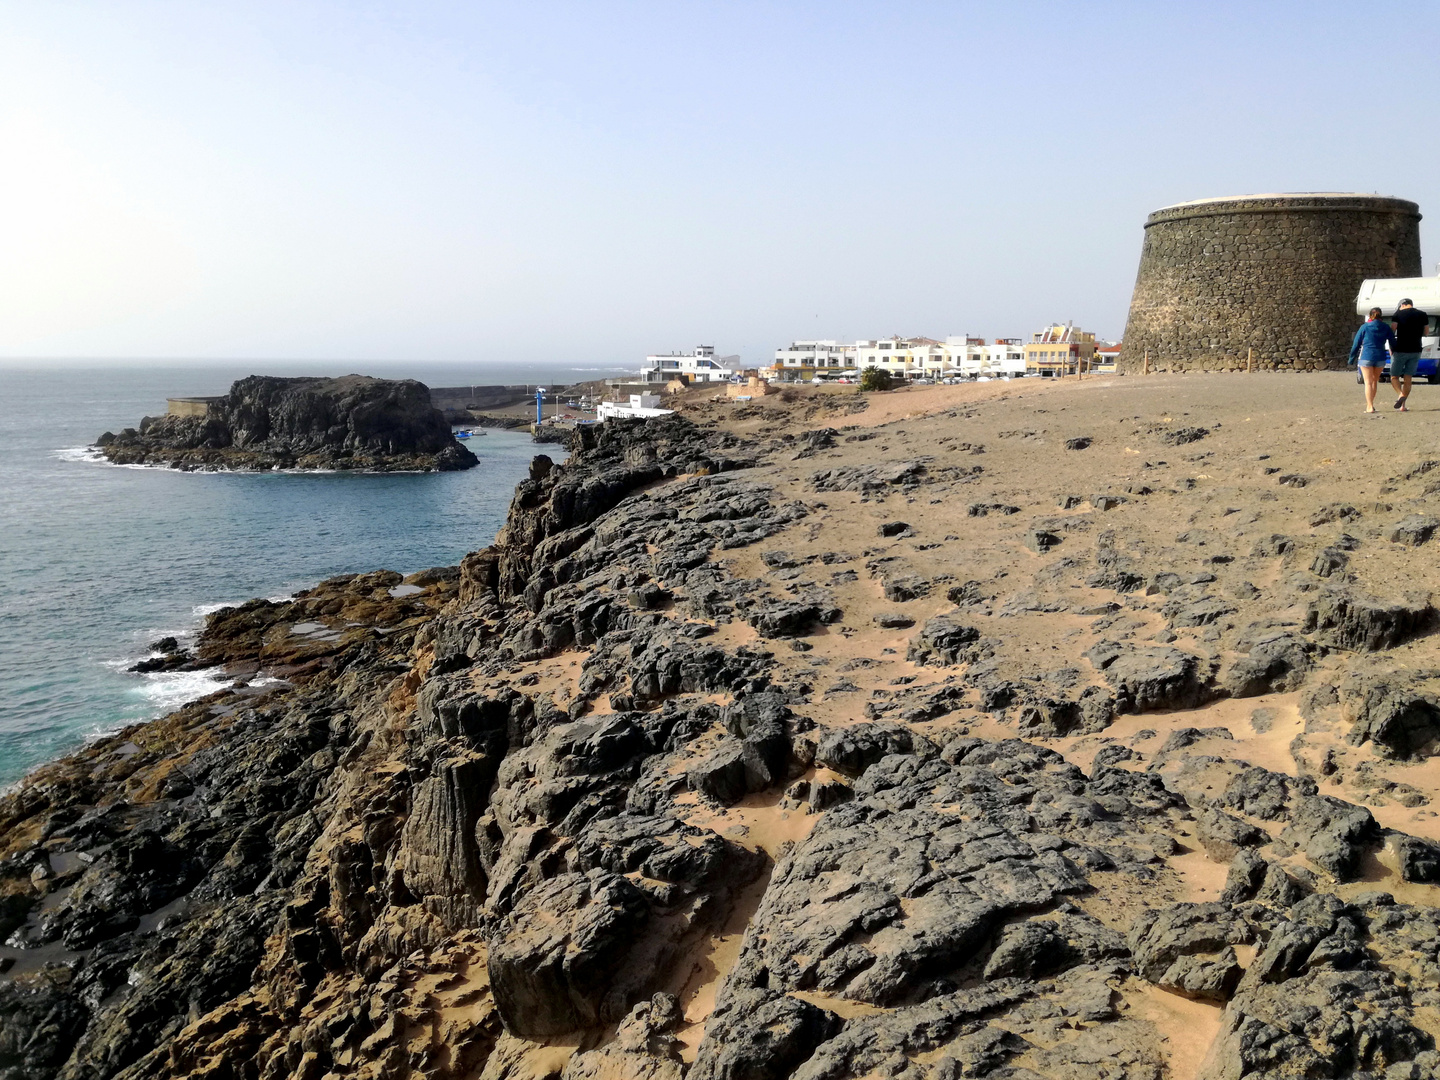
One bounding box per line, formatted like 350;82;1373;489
1118;194;1421;373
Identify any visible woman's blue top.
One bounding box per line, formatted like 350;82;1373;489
1350;319;1397;364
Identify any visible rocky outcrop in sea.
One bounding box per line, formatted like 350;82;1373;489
9;397;1440;1079
96;375;479;472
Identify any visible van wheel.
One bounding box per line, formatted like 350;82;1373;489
1429;372;1439;385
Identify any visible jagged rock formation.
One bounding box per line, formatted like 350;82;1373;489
96;375;479;471
10;384;1440;1079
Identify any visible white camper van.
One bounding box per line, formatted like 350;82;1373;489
1353;277;1440;383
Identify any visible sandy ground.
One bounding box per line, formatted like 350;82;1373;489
416;371;1440;1076
666;370;1440;1071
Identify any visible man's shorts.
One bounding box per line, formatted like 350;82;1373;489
1391;352;1422;378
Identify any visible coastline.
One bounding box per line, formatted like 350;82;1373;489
7;378;1440;1078
64;448;435;475
1;377;551;790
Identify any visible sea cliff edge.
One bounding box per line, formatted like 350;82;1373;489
8;379;1440;1079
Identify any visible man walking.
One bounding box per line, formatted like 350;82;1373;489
1390;297;1431;411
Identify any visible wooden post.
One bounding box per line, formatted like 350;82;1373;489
1143;349;1150;375
1247;347;1254;373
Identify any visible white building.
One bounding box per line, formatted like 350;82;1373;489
772;340;858;378
853;337;924;379
853;336;1027;380
598;394;674;420
641;346;739;384
951;337;1027;377
854;337;964;380
766;333;1029;382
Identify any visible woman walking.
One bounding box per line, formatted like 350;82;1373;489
1350;307;1397;413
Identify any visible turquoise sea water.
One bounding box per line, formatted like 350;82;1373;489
0;362;616;786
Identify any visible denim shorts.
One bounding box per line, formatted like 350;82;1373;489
1359;356;1388;368
1391;352;1422;378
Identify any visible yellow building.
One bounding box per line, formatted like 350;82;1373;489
1024;324;1096;376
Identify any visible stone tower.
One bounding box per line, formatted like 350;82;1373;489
1119;193;1421;373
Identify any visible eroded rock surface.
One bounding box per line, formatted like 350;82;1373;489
13;380;1440;1079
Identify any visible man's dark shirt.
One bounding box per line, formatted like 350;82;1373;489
1393;307;1430;352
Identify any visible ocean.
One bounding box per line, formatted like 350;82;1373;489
0;361;626;787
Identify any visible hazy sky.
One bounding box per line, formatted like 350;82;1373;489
2;1;1435;367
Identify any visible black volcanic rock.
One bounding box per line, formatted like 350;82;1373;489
96;374;478;471
24;401;1440;1080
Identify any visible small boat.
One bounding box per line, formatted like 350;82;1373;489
454;429;475;439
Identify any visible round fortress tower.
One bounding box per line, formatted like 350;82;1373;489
1118;193;1421;373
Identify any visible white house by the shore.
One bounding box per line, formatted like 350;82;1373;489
640;346;739;384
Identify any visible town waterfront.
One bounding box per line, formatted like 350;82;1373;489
0;362;618;786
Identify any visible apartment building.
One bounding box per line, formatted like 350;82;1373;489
772;340;858;377
953;338;1027;377
767;333;1031;382
1024;324;1096;376
852;337;945;379
853;336;1028;379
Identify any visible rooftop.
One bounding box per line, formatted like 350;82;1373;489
1154;192;1417;214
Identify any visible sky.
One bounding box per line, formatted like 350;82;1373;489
1;1;1436;368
